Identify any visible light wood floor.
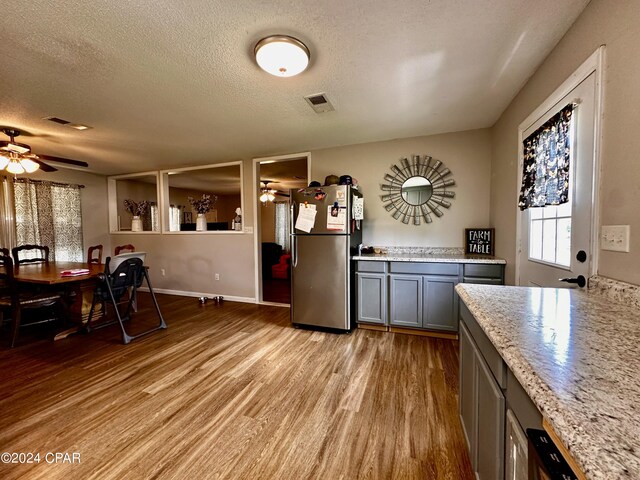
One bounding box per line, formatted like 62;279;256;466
0;294;473;479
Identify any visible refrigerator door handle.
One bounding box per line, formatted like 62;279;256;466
290;203;298;267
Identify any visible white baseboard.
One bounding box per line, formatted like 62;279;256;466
137;287;256;304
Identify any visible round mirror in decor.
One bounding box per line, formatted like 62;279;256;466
380;155;455;225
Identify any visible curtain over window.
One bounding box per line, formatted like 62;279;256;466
141;202;159;232
13;179;84;261
274;202;290;252
169;204;182;231
0;176;17;249
518;104;574;211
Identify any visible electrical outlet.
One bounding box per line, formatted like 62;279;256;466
215;273;220;281
161;268;166;276
601;225;630;252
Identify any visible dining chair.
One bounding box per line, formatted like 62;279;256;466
87;245;103;264
86;255;166;344
11;244;50;265
114;244;135;256
0;249;67;347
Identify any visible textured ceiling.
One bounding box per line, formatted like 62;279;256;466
0;0;589;175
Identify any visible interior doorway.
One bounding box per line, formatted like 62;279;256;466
253;153;310;305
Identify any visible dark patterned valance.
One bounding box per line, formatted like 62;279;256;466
518;104;574;210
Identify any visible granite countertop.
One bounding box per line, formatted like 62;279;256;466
352;252;506;264
456;284;640;479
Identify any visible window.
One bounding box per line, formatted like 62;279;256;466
528;202;571;267
160;162;243;233
13;179;84;261
274;202;290;251
521;103;574;269
169;205;182;232
108;172;160;233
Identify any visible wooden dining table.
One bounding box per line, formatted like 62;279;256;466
13;261;104;285
14;261;106;339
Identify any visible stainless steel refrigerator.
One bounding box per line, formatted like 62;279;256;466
290;185;363;331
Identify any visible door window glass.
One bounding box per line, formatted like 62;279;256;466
528;202;571;267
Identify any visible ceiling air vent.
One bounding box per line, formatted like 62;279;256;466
43;116;92;131
43;116;71;125
304;93;335;113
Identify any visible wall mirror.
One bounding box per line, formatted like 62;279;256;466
160;161;243;233
380;155;455;225
108;172;160;233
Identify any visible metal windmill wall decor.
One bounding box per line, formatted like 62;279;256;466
380;154;455;225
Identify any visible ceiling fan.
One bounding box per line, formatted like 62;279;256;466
259;180;289;203
0;128;89;174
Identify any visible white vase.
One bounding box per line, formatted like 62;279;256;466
196;213;207;231
131;216;143;232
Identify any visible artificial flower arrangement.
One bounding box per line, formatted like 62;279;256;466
188;194;217;214
123;199;150;217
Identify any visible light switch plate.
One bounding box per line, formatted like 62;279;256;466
601;225;630;252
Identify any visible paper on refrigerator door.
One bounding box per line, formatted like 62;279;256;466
295;203;317;232
352;197;364;220
327;206;347;230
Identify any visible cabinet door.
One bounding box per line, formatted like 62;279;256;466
389;275;422;327
422;275;459;331
476;352;505;480
356;273;387;325
459;322;477;469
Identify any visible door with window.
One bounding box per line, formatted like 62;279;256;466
518;72;597;288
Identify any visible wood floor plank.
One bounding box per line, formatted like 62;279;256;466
0;294;473;479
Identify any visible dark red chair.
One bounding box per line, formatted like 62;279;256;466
271;254;291;280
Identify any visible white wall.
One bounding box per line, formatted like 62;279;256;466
490;0;640;285
312;129;493;248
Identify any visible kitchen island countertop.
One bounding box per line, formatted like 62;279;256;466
456;283;640;479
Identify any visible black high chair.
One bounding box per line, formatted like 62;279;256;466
86;256;167;344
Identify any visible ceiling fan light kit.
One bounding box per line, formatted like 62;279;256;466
259;180;278;204
0;128;89;174
3;153;39;174
255;35;310;77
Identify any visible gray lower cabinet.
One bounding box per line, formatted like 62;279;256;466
423;275;458;331
389;274;458;331
356;273;387;325
460;317;506;480
356;260;504;332
476;350;505;480
459;322;477;467
389;275;422;327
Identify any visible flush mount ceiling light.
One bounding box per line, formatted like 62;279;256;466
254;35;310;77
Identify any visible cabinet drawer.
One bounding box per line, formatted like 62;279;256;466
460;302;506;388
390;262;459;276
356;261;387;273
463;264;503;279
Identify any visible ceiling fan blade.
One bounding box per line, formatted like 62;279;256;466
31;158;58;172
36;154;89;168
